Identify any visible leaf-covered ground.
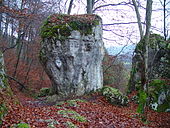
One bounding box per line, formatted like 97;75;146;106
2;91;170;128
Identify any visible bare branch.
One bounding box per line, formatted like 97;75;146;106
67;0;74;14
93;2;130;12
103;22;140;26
6;74;27;91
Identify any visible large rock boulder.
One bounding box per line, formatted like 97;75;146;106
39;14;104;99
129;34;170;91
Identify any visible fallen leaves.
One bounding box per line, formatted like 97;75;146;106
2;92;170;128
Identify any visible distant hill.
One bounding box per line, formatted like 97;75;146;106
106;44;136;56
106;44;136;70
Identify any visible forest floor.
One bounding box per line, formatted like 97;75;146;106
2;88;170;128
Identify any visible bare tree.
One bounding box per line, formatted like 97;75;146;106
143;0;153;90
132;0;153;90
0;0;3;34
160;0;170;40
87;0;95;14
67;0;74;14
163;0;166;40
132;0;144;39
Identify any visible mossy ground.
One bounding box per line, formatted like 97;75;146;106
10;122;31;128
58;109;87;122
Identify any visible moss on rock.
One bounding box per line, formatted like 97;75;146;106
129;34;170;92
38;87;51;97
40;14;101;41
135;34;167;52
101;86;129;106
148;79;170;112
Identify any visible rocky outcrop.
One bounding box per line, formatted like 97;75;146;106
129;34;170;91
129;34;170;112
39;14;104;99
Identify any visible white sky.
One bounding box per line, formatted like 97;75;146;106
65;0;170;48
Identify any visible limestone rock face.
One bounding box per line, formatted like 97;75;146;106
39;14;104;98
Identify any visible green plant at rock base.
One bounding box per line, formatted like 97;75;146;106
137;90;147;114
0;103;8;125
38;87;50;97
58;109;87;122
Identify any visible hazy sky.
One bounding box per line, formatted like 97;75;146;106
66;0;170;48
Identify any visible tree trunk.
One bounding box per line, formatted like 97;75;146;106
0;0;3;35
163;0;166;40
143;0;152;90
87;0;94;14
132;0;144;39
0;11;2;35
67;0;74;15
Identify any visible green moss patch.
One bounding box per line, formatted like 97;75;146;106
58;109;87;122
135;34;167;51
38;87;51;97
148;79;170;112
10;122;31;128
101;86;129;106
40;14;100;40
0;103;8;125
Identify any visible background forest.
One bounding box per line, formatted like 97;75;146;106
0;0;170;128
